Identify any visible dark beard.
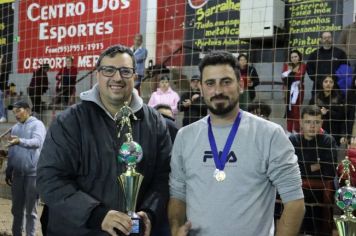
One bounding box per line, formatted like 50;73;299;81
207;101;237;116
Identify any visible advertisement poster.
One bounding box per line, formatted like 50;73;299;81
286;0;343;56
184;0;248;65
18;0;140;73
0;2;14;89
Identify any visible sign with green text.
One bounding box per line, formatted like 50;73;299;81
285;0;343;56
184;0;248;65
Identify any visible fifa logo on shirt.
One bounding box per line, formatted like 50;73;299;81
203;150;237;163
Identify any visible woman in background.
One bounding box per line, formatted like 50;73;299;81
237;54;260;110
310;75;346;145
281;49;307;133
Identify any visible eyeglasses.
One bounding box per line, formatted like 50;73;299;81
303;120;322;125
98;66;135;79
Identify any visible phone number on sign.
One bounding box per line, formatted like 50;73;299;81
45;43;104;54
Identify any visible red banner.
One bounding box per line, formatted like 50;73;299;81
156;0;185;66
18;0;140;73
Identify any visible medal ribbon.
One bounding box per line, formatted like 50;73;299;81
208;111;242;171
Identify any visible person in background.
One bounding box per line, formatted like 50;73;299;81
310;75;346;145
5;101;46;236
28;64;50;115
289;105;337;235
168;51;304;236
237;54;260;109
281;49;307;133
154;103;178;236
0;88;5;123
140;64;171;105
345;76;356;140
155;103;178;143
178;75;207;126
338;14;356;72
55;56;78;105
0;54;8;122
148;75;180;117
307;31;347;96
0;54;10;92
37;45;171;236
247;101;272;120
131;34;148;92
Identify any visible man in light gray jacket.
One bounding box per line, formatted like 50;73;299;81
5;100;46;236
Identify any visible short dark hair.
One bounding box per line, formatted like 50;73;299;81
135;34;143;40
199;51;240;81
301;105;322;118
160;75;170;81
247;102;272;119
154;104;172;111
191;75;200;81
95;44;136;69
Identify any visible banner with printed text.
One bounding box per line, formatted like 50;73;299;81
184;0;249;65
18;0;140;73
0;2;14;89
286;0;343;56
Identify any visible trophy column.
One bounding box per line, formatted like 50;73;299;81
334;156;356;236
116;102;144;236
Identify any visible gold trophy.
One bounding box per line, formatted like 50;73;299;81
334;156;356;236
115;102;144;235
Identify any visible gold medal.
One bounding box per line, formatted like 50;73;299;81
215;170;226;182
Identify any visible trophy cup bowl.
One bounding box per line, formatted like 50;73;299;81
118;140;144;235
334;185;356;236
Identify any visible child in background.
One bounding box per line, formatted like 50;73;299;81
148;75;180;117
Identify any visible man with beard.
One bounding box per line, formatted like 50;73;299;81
307;31;347;96
168;51;305;236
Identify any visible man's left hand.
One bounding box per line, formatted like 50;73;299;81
137;211;151;236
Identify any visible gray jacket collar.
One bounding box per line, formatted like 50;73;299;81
79;83;143;120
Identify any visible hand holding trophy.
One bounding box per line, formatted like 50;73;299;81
115;102;145;236
334;156;356;235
